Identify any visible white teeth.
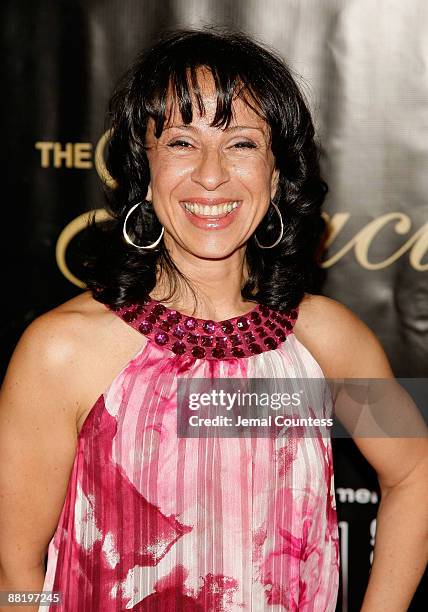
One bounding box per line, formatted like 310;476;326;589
183;201;239;216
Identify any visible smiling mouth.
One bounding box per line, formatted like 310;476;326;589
181;201;240;218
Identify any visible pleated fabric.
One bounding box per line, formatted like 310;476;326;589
40;306;339;611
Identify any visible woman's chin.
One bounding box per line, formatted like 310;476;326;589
180;243;244;261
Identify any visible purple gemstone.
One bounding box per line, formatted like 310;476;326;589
230;334;243;346
221;321;234;334
123;310;138;322
154;331;169;346
270;311;278;321
264;337;277;349
135;304;146;314
202;320;216;334
192;346;206;359
243;331;256;343
171;341;186;355
201;335;214;347
250;313;262;325
284;319;293;331
212;347;225;359
255;326;267;338
264;320;275;330
138;320;153;334
172;324;186;339
184;317;197;330
274;329;286;341
152;303;166;316
147;314;158;324
215;336;228;348
260;305;270;317
160;320;171;331
249;342;262;354
167;311;181;323
236;317;250;331
290;309;298;320
187;333;199;345
232;347;245;358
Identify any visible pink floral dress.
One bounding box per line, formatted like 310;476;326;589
40;297;339;611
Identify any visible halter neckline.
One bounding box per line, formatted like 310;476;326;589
109;295;299;360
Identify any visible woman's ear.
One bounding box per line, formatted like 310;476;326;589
146;183;153;201
270;168;280;200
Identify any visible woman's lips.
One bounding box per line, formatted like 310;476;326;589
180;201;242;230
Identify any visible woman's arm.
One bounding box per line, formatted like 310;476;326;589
357;436;427;612
337;324;428;612
0;313;81;612
295;295;428;611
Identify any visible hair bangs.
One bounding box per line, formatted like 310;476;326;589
147;58;267;139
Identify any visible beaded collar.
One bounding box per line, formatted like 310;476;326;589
110;296;299;360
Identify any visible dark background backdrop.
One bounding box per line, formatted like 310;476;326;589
2;1;427;610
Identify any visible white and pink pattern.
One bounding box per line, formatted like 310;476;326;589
40;298;339;611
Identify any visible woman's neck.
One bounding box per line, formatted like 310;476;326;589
150;246;256;320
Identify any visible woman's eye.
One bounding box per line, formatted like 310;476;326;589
168;140;192;148
233;141;257;149
167;140;257;149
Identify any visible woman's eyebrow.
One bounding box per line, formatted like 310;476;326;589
226;126;265;132
163;124;264;133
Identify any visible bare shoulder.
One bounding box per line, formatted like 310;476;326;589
294;293;360;337
5;291;146;432
26;289;143;355
20;290;122;366
293;293;394;378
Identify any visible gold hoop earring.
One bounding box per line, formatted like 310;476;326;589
254;201;284;249
122;201;164;250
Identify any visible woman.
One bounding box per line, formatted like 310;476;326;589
0;28;426;612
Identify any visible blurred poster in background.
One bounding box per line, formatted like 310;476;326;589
2;1;427;609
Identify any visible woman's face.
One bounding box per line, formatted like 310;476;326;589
145;68;279;261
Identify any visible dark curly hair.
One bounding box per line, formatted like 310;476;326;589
81;26;328;313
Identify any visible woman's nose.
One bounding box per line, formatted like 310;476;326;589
190;147;230;190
